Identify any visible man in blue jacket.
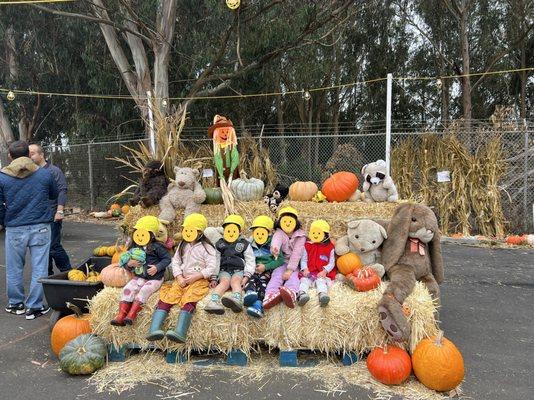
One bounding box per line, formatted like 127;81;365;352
0;140;58;319
29;144;71;275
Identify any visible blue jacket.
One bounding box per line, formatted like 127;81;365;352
0;157;58;227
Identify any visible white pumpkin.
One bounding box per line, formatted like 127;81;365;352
527;234;534;246
230;171;265;201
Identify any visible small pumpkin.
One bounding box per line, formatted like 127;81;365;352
110;203;121;211
111;209;122;218
111;245;127;264
347;266;380;292
203;187;224;205
322;171;359;202
100;263;133;287
412;331;465;392
86;275;101;283
505;235;526;245
51;303;92;357
106;245;117;257
67;269;87;282
312;190;327;203
527;234;534;246
121;204;130;214
288;181;318;201
230;171;265;201
59;334;107;375
367;345;412;385
336;252;363;276
93;246;108;257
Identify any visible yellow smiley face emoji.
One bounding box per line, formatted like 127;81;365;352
253;227;269;245
223;223;240;243
280;215;297;234
309;227;325;243
133;229;150;246
182;227;198;243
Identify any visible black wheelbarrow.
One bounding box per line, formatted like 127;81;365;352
39;256;111;329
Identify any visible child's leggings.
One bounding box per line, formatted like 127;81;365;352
265;264;299;296
121;277;163;303
299;276;331;294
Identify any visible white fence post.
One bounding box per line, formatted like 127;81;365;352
385;73;393;175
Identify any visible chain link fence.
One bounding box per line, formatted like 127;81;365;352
44;119;533;233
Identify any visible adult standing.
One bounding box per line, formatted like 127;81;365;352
29;144;72;275
0;140;58;319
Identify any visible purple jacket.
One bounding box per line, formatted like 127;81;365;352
270;228;307;271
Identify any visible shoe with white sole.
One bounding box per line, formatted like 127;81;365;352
25;306;50;320
5;303;26;315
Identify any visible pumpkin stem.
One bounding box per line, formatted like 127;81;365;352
239;170;247;179
66;302;83;318
434;330;444;346
383;345;388;355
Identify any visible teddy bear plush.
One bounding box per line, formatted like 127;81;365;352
361;159;398;203
158;167;206;223
130;160;169;208
334;219;388;277
378;203;444;342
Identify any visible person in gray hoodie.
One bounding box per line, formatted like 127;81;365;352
0;141;58;319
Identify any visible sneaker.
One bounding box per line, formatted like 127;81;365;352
243;291;258;307
279;286;296;308
204;298;225;315
221;293;243;313
25;306;50;320
318;293;330;307
297;292;310;307
5;303;26;315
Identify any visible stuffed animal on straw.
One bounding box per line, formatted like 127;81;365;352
130;160;169;208
378;203;444;342
263;185;289;213
158;167;206;224
361;160;398;203
335;219;388;278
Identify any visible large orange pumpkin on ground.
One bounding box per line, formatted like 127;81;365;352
288;181;318;201
322;172;359;202
100;263;133;287
50;303;92;357
336;252;363;276
366;345;412;385
412;331;465;391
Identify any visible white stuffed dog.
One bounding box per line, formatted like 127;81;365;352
361;160;398;203
334;219;388;277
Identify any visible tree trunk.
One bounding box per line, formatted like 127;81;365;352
459;3;472;128
5;25;18;81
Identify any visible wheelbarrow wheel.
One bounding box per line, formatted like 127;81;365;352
49;310;63;331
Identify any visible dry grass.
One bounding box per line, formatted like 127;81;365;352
88;352;450;399
89;282;438;357
120;200;403;238
391;132;506;236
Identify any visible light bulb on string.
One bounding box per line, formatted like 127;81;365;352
436;78;443;89
162;99;168;107
303;90;311;101
7;91;15;101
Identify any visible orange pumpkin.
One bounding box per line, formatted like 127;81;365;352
110;203;121;211
336;252;363;276
50;303;91;357
100;263;133;287
347;266;380;292
505;235;526;245
106;246;117;257
288;181;319;201
121;204;130;214
111;246;127;264
367;345;412;385
412;331;465;391
322;172;359;202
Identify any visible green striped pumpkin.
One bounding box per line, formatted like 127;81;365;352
203;187;224;205
59;334;107;375
230;171;265;201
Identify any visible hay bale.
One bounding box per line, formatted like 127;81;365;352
89;282;438;356
121;200;403;239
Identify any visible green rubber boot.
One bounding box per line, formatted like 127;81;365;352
146;309;168;341
166;310;193;343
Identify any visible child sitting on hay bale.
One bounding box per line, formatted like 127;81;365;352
111;216;171;326
243;215;286;319
146;213;216;343
298;219;337;307
263;206;307;310
204;215;255;314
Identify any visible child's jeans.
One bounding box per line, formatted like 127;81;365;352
265;265;299;295
299;276;331;294
122;277;163;303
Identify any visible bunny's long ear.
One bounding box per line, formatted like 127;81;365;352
381;203;413;268
425;207;444;284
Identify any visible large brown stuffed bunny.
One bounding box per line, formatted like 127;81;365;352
378;203;444;342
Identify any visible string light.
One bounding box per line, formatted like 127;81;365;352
6;91;15;101
303;90;311;101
